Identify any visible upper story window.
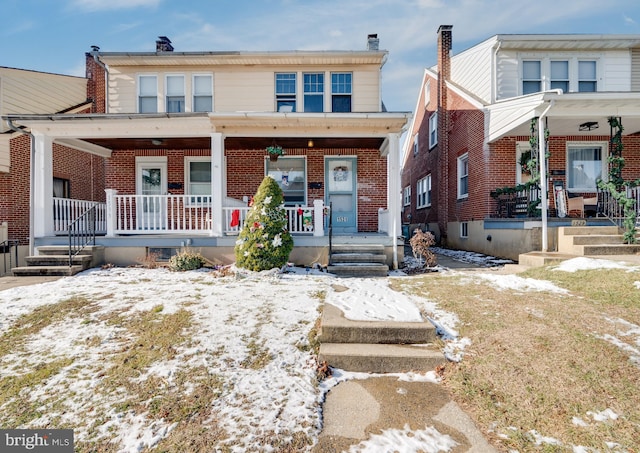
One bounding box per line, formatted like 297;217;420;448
550;60;569;92
578;61;597;92
276;73;296;112
193;74;213;112
138;75;158;113
403;186;411;207
304;73;324;112
457;153;469;199
331;72;352;112
412;134;419;156
166;75;185;113
417;174;431;208
428;112;438;149
522;61;542;95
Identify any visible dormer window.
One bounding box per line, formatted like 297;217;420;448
166;75;185;113
138;75;158;113
578;61;597;92
522;61;541;95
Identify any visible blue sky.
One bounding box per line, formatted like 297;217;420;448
2;0;640;112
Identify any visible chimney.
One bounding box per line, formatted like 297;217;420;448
437;25;452;83
156;36;174;52
367;33;379;51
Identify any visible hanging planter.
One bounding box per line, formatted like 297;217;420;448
266;144;284;161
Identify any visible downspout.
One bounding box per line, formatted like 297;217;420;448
7;119;35;257
538;100;554;252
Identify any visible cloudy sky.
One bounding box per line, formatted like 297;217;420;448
2;0;640;112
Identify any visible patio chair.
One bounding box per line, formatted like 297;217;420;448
565;191;584;217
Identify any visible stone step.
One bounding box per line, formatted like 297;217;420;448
12;265;85;277
25;254;92;267
331;244;385;254
581;244;640;256
318;343;445;373
36;245;103;256
558;226;620;236
571;235;626;246
330;253;387;264
319;304;436;344
327;263;389;277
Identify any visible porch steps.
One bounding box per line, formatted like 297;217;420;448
557;226;640;256
12;245;104;277
327;244;389;277
318;304;445;373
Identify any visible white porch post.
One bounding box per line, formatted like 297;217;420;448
313;199;325;237
211;133;224;237
386;132;401;270
32;133;54;238
104;189;118;237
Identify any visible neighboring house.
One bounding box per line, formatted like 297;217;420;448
4;35;410;267
0;67;106;274
401;26;640;260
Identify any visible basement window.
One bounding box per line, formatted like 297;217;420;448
460;222;469;239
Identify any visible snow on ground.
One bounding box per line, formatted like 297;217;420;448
553;256;639;273
0;251;637;452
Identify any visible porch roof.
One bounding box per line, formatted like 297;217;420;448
486;91;640;143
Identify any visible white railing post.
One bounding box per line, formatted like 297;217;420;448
105;189;118;237
313;199;324;237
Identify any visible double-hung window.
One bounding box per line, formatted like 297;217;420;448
331;72;352;112
412;134;419;156
304;73;324;112
166;75;185;113
522;61;542;95
416;175;431;208
578;61;597;92
567;143;606;192
403;186;411;207
550;60;569;92
457;154;469;199
429;112;438;149
276;73;296;112
185;157;212;204
138;75;158;113
266;157;306;205
193;74;213;112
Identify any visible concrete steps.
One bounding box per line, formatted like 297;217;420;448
327;244;389;277
557;226;640;256
12;245;103;277
318;304;445;373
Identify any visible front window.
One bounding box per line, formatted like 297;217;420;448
331;72;352;112
304;73;324;112
138;75;158;113
193;74;213;112
457;153;469;199
417;174;431;208
266;156;306;205
403;186;411;207
567;144;606;192
550;61;569;92
185;157;212;204
578;61;597;92
429;112;438;148
413;134;419;156
166;75;185;113
276;73;296;112
522;61;541;95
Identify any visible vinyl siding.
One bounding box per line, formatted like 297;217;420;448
632;48;640;91
450;38;495;103
602;50;631;91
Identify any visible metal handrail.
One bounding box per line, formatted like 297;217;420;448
68;204;97;267
597;185;638;229
1;240;19;276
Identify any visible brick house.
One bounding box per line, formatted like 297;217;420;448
4;35;410;268
0;67;106;274
401;26;640;260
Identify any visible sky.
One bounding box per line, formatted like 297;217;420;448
2;0;640;114
0;255;638;451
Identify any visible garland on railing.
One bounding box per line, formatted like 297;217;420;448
608;117;625;189
490;181;540;217
526;117;550;185
597;180;637;243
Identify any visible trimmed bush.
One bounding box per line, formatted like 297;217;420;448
235;176;294;271
169;249;207;271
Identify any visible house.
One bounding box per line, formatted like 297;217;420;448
3;35;410;270
401;26;640;260
0;66;106;275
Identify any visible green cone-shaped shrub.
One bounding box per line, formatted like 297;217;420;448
234;176;294;271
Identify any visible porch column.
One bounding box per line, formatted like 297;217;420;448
313;199;325;237
32;133;54;238
386;132;401;270
211;132;224;237
104;189;117;237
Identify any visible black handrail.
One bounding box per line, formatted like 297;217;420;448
68;205;97;267
1;240;19;276
598;185;639;229
328;202;333;265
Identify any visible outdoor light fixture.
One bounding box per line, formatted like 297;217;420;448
152;139;164;146
307;139;314;148
579;121;599;131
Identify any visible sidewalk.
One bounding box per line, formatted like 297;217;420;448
0;275;61;291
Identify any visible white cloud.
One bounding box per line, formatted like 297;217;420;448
71;0;161;11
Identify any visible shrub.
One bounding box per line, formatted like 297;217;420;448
234;176;294;271
409;229;437;268
169;249;207;272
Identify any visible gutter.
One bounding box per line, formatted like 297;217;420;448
6;119;35;257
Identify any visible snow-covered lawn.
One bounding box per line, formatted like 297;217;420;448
0;254;638;452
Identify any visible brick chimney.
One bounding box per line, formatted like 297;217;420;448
156;36;174;52
437;25;452;239
367;33;379;51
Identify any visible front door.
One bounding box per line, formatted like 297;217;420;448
136;158;167;229
325;157;357;233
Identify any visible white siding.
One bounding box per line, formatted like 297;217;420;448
107;68;137;113
632;48;640;91
450;38;495;103
215;71;274;112
0;68;87;132
601;50;631;91
496;50;520;100
352;69;381;112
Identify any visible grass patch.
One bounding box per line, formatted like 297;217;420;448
392;267;640;452
240;331;272;370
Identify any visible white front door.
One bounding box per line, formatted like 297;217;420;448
136;157;167;230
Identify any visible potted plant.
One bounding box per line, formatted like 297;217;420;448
266;144;284;161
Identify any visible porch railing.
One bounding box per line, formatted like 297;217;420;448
598;185;640;228
491;185;542;218
54;198;107;235
223;205;321;235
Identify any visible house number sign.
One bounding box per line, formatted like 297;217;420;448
336;216;348;222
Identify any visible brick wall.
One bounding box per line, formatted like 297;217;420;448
86;52;106;113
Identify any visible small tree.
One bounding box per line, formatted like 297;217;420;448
409;229;437;268
235;176;294;271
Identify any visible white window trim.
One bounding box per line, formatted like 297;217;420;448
192;73;214;113
457;153;469;200
516;142;532;184
520;56;600;95
184;156;212;206
566;141;608;193
428;112;438;149
416;174;431;209
413;133;419;156
403;186;411;207
165;74;186;113
137;74;159;114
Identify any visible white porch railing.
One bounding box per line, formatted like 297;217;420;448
53;198;107;235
